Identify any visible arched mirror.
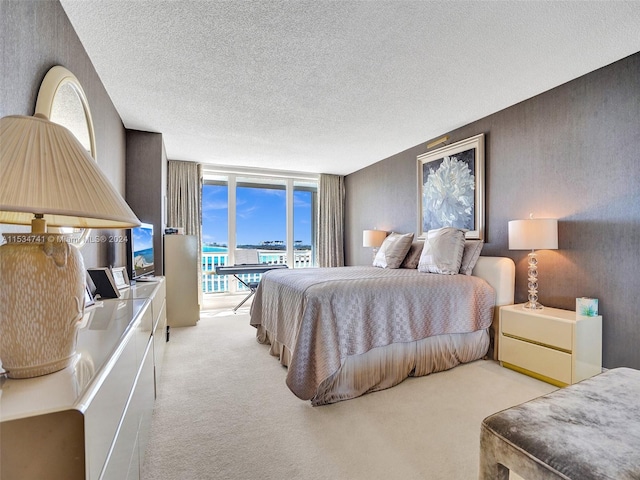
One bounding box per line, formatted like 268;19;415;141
35;66;97;245
35;65;96;159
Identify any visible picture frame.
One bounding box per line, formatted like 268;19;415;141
111;266;130;290
87;267;120;299
417;133;485;240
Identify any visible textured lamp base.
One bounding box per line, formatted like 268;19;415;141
0;235;85;378
3;355;77;379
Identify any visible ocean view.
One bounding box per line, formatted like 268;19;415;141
201;245;314;293
203;245;228;253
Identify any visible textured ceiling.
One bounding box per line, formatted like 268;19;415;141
60;1;640;175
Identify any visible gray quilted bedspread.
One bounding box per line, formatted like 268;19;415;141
249;266;495;400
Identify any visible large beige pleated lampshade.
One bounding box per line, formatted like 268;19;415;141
0;114;139;228
0;114;139;379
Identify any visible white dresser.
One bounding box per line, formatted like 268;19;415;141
499;304;602;387
0;278;166;480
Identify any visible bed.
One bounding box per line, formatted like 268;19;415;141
249;255;515;406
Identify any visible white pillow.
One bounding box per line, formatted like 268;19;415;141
417;227;466;274
373;232;414;269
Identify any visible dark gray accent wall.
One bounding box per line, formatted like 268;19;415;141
346;52;640;370
1;0;127;269
126;130;168;274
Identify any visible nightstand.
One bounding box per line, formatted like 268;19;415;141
499;304;602;387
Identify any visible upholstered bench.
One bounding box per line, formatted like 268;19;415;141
479;367;640;480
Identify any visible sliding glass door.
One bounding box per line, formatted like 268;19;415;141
202;172;317;293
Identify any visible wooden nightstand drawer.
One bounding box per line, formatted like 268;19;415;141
502;307;573;351
501;335;572;385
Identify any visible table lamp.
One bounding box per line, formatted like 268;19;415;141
0;114;140;378
363;229;387;261
508;215;558;310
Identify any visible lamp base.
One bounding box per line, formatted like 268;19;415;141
524;250;544;311
523;301;544;310
0;234;85;378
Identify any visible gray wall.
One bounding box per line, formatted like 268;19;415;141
1;0;128;269
346;52;640;370
126;130;168;274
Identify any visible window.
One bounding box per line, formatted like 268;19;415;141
236;177;287;257
201;176;229;293
294;180;317;268
202;170;318;293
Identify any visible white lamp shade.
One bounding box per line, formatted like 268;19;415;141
508;218;558;250
0;114;139;228
363;229;387;248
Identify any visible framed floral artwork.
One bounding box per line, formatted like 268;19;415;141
417;133;485;239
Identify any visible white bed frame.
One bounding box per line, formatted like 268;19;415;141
472;256;516;360
472;256;515;308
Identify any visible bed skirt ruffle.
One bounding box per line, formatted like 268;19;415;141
256;326;489;406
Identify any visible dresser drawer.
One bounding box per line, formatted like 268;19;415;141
84;331;138;480
502;308;573;351
501;335;572;385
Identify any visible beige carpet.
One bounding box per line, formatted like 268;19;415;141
141;307;555;480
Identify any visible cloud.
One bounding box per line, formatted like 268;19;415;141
202;199;228;211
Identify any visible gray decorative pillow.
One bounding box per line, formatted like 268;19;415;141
400;241;424;269
459;240;484;275
373;232;414;269
417;227;466;274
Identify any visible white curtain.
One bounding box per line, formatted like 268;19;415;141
318;174;345;267
167;160;202;236
167;160;203;300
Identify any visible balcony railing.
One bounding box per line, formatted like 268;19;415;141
201;249;313;293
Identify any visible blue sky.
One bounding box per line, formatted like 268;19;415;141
201;184;312;246
132;225;153;253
